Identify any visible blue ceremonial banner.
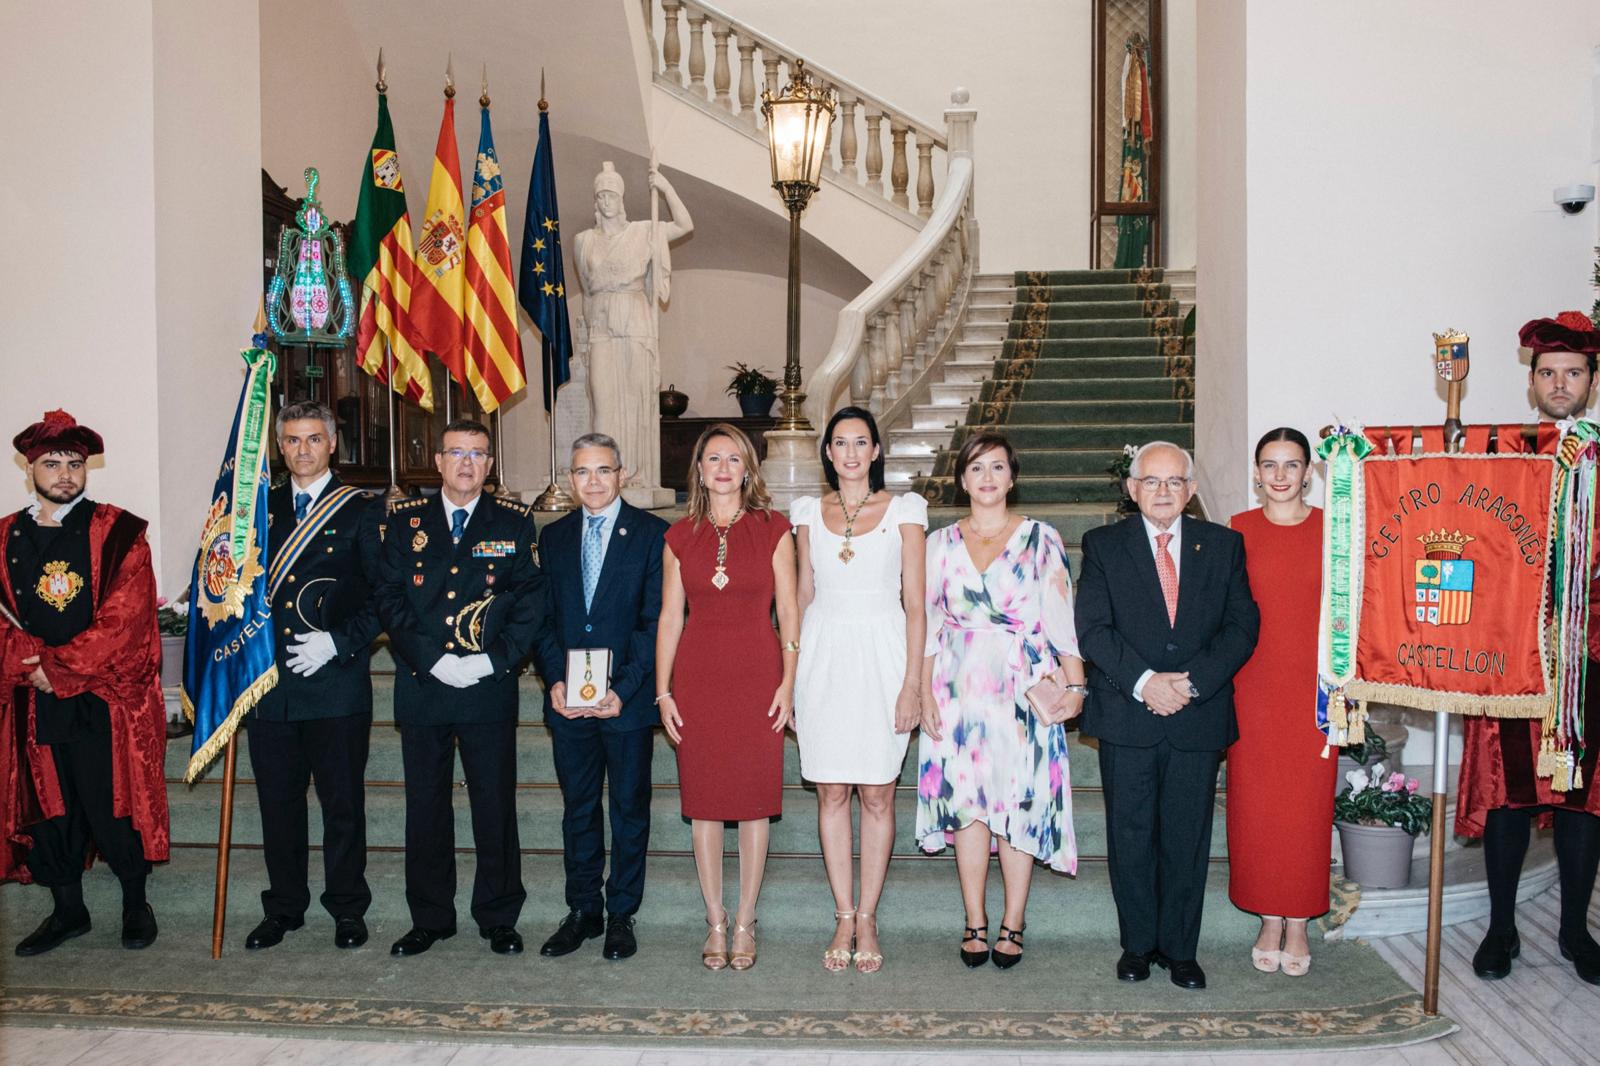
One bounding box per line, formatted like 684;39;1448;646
519;103;573;412
180;347;279;782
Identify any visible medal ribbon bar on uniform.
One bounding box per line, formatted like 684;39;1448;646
267;485;364;601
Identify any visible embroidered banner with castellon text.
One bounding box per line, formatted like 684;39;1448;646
1339;452;1555;717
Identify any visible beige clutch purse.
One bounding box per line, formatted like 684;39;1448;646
1025;668;1084;722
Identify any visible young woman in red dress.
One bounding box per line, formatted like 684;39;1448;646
656;424;799;971
1226;427;1336;977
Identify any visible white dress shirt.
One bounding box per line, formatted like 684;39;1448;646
26;494;88;523
443;492;482;531
1132;514;1183;702
580;495;624;572
289;470;334;513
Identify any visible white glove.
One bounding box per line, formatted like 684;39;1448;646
285;631;338;677
459;654;494;683
429;654;475;688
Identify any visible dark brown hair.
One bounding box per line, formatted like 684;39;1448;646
436;418;491;451
954;433;1020;487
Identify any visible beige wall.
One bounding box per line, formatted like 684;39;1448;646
1197;0;1600;520
1164;0;1198;269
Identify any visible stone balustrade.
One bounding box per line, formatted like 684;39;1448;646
645;0;949;220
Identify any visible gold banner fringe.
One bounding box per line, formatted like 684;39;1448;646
181;665;278;784
1344;679;1550;719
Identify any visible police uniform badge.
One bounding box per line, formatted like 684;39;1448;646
410;516;422;528
412;530;428;552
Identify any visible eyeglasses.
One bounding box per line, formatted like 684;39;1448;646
1136;476;1192;492
441;448;490;463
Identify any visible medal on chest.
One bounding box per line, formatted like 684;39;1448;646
35;560;84;612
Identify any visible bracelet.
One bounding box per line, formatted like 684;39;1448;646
654;692;672;703
782;640;800;652
1063;684;1089;696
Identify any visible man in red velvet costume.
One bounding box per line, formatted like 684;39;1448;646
1459;312;1600;985
0;410;168;955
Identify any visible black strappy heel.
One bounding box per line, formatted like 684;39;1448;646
960;923;990;968
992;924;1025;969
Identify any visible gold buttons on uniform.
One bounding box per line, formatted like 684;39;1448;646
446;591;456;600
445;641;455;650
450;566;459;574
326;546;334;553
282;600;292;608
416;561;423;568
487;563;495;570
283;627;292;636
287;574;296;583
445;615;455;625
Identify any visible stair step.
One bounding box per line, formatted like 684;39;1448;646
966;398;1193;423
953;339;1003;359
1001;355;1191;380
929;381;983;405
1016;284;1169;303
1012;269;1165;286
938;360;1000;384
1013;300;1169;321
982;378;1188;402
1007;318;1172;339
1003;337;1179;358
964;305;1012;325
935;423;1194;450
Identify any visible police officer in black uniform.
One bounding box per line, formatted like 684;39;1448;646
374;418;546;957
244;400;383;952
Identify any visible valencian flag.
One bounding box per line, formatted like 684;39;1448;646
412;95;469;387
462;100;527;411
181;348;279;782
351;91;434;411
519;100;573;411
1112;33;1153;269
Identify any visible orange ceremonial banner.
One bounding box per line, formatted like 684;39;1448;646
1347;453;1554;717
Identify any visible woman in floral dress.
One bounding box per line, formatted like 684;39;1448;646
917;433;1084;969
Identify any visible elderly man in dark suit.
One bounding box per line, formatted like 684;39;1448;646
1076;440;1259;989
245;401;383;952
374;419;547;958
533;433;667;961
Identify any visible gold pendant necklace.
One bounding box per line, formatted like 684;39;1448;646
579;649;598;702
837;491;871;563
709;507;743;590
966;517;1009;543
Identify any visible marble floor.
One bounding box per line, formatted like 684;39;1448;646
3;887;1594;1066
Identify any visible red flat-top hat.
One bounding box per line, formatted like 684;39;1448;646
13;410;104;462
1520;310;1600;356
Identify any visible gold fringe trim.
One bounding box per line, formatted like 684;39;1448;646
1344;679;1549;719
182;665;278;784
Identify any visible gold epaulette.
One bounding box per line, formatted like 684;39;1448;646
388;496;428;515
492;495;533;517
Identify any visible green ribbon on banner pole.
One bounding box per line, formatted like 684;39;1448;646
1317;428;1373;688
229;348;276;562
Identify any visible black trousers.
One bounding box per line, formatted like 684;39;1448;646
549;719;653;917
400;719;525;932
26;729;148;886
1099;738;1222;961
247;713;372;921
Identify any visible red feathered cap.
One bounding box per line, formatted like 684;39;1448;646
1519;311;1600;355
13;410;105;462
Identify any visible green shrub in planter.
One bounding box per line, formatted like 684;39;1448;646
1334;763;1431;835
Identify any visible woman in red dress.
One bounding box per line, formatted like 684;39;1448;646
656;424;799;971
1226;427;1335;977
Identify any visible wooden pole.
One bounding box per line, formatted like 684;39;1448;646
209;732;239;959
1423;711;1449;1014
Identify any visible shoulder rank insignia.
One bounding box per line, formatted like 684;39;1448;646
36;560;84;612
412;530;428;552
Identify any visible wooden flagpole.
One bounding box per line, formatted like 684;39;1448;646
210;734;238;959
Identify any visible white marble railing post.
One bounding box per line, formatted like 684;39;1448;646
882;307;903;401
761;53;781;99
686;12;709;99
914;134;936;218
849;343;872;407
661;1;684;86
712;25;733;110
736;34;757;124
867;316;888;411
863;113;884;195
888;122;910;209
838;97;858;180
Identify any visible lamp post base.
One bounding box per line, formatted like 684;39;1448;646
760;427;827;509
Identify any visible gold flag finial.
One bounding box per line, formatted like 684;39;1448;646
375;47;387;93
479;64;489;108
444;53;455;99
538;67;548;112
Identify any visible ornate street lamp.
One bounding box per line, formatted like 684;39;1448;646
761;60;836;433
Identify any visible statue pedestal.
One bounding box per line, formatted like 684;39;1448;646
760;428;827;509
623;485;676;509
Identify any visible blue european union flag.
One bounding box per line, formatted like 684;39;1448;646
519;105;573;412
180;348;279;782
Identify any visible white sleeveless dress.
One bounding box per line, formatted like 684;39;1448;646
790;492;929;784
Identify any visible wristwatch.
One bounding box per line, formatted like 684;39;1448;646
1063;684;1089;696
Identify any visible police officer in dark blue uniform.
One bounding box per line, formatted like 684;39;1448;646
245;401;383;952
374;418;547;957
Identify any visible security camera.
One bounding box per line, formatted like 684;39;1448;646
1553;184;1595;214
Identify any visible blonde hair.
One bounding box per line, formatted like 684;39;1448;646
685;423;772;524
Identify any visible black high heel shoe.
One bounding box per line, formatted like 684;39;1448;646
959;923;990;968
992;925;1025;969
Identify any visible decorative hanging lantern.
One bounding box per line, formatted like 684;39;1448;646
267;166;355;347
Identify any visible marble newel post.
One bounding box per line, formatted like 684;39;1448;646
573;161;693;508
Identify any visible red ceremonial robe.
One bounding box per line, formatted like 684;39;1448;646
0;503;170;883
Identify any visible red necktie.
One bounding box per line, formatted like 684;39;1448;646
1155;531;1178;625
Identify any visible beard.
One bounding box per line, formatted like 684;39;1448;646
1537;394;1586;420
35;477;84;505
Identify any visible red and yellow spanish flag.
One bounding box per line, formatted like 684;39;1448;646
350;92;434;410
462;102;526;411
410;95;468;387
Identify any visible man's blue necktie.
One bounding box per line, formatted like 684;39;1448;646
293;491;310;523
451;508;467;544
582;514;605;611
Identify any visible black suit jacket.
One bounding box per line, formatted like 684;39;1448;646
1075;514;1260;751
533;501;668;733
373;492;547;725
253;475;384;722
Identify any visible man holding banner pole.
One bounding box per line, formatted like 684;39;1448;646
1459;312;1600;986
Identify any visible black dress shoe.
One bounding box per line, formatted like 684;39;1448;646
540;910;604;957
15;909;91;957
1116;949;1156;982
1472;929;1520;980
121;903;158;949
483;925;524;955
245;914;304;951
334;916;368;949
1156;954;1207;989
991;924;1025;970
603;915;638;960
959;924;990;968
390;926;455;956
1559;932;1600;985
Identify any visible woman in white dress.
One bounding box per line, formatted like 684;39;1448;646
791;407;927;974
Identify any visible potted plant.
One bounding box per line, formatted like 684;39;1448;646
1107;444;1139;515
1333;728;1388;796
157;598;187;690
1334;762;1431;888
725;362;779;418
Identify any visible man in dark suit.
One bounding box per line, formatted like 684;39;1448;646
533;433;666;961
373;419;547;957
245;401;383;952
1076;440;1259;989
